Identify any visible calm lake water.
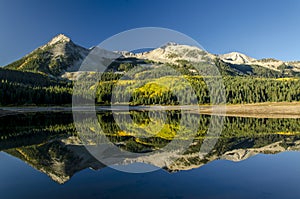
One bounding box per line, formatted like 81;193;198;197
1;111;300;199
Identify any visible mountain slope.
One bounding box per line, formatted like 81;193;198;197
124;42;216;63
120;43;299;77
219;52;256;64
219;53;300;76
4;34;90;76
2;34;300;78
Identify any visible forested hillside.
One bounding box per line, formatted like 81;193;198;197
1;34;300;106
0;68;72;105
1;67;299;106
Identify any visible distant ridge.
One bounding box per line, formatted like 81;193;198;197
3;34;300;78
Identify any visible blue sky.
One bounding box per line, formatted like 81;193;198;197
1;0;300;66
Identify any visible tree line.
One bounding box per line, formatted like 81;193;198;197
94;75;300;105
1;69;300;105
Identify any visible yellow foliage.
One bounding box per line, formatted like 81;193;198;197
276;131;300;135
89;85;96;90
276;78;299;81
117;131;131;136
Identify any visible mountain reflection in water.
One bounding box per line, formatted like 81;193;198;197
0;111;299;184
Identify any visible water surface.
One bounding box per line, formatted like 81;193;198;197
0;111;300;199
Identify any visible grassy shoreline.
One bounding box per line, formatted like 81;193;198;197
1;102;300;118
198;101;300;118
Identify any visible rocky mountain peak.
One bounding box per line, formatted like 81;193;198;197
47;34;71;46
4;33;300;78
160;42;179;48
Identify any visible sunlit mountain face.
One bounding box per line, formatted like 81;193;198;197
3;34;300;78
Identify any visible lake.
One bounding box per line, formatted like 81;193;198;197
0;110;300;199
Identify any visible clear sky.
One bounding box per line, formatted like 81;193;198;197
1;0;300;66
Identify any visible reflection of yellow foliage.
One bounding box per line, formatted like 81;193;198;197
135;138;154;146
16;148;30;161
276;78;299;81
115;121;178;141
89;127;95;132
156;124;176;140
115;80;136;85
276;131;300;135
89;85;96;90
117;131;131;136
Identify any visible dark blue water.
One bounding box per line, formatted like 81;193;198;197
1;112;300;198
1;151;300;199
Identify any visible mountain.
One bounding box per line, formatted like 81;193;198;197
131;42;216;63
219;53;300;75
120;43;300;77
2;34;300;79
1;34;300;106
4;34;90;76
219;52;255;64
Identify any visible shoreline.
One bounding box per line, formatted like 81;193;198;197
199;102;300;118
1;102;300;118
